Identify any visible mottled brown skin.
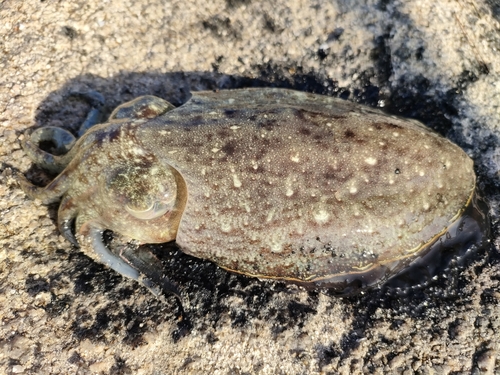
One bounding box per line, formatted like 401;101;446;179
18;89;476;293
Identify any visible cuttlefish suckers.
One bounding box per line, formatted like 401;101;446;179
18;88;489;296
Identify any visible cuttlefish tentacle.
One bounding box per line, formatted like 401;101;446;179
57;194;80;246
21;127;78;174
87;225;142;282
67;91;105;137
117;242;182;298
87;225;180;298
22;91;106;173
15;167;74;204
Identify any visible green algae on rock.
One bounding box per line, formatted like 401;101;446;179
17;88;486;296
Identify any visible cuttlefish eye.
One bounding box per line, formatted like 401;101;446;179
125;200;172;220
106;164;177;220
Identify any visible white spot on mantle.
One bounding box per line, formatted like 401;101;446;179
314;210;330;223
364;157;377;165
131;147;144;155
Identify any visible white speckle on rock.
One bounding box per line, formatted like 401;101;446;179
266;208;276;222
220;221;232;233
12;365;25;374
233;174;242;188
